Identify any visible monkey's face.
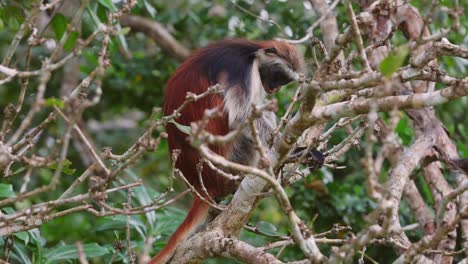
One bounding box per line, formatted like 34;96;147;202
256;46;302;94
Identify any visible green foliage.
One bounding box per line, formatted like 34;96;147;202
379;46;409;77
97;0;118;12
51;13;69;40
0;183;15;198
44;243;109;262
44;97;65;109
168;119;191;135
64;31;79;51
48;159;76;175
395;114;414;145
255;221;286;237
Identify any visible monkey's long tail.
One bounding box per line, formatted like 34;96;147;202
149;197;210;264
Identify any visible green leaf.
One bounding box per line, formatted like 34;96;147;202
44;243;109;261
28;228;45;247
10;166;26;176
144;0;157;17
14;232;29;245
64;31;79;51
117;26;131;36
98;0;117;11
154;206;186;237
8;16;19;31
97;215;147;238
44;97;64;109
12;243;32;264
2;207;15;214
256;221;285;237
0;183;15;198
86;4;103;25
125;169;157;230
49;159;76;175
51;13;69;40
379;46;409;77
4;6;22;30
115;24;129;53
96;216;127;232
395;115;414;145
168;120;191;135
96;3;109;22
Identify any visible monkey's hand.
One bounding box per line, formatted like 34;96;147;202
287;147;325;172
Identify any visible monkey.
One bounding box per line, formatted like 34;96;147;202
151;39;306;264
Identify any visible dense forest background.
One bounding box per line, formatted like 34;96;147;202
0;0;467;263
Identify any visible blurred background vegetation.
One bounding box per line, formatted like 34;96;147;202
0;0;467;263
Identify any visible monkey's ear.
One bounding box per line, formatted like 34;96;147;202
264;47;278;55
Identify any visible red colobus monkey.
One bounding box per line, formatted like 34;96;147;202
151;39;304;264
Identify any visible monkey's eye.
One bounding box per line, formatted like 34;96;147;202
264;47;278;55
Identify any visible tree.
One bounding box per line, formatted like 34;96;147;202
0;0;467;263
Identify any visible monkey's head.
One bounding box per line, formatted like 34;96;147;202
256;41;304;94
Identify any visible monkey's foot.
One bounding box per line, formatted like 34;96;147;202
287;147;325;171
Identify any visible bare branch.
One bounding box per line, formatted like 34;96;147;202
119;15;190;61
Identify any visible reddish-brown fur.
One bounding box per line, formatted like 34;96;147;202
163;63;234;198
151;39;302;264
151;46;236;264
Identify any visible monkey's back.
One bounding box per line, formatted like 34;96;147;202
163;40;263;198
